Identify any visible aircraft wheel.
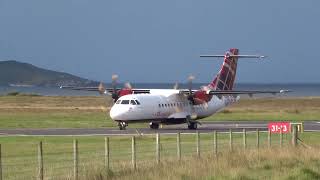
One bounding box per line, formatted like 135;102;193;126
149;122;159;129
188;122;197;130
118;122;127;130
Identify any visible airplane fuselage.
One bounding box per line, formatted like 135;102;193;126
110;89;239;125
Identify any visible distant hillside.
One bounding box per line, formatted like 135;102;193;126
0;60;98;87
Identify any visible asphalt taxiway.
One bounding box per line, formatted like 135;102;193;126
0;121;319;136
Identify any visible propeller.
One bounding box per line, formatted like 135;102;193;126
173;82;179;90
187;75;195;105
111;74;119;102
98;82;107;95
124;82;132;89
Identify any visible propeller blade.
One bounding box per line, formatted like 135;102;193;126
100;106;108;112
173;82;179;90
188;75;195;95
111;74;119;102
191;112;197;120
112;74;118;81
203;102;209;110
98;82;106;95
124;82;132;89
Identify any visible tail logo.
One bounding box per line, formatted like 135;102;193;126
209;48;239;90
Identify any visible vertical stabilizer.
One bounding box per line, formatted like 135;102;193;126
208;48;239;90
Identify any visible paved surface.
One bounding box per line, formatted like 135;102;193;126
0;121;319;136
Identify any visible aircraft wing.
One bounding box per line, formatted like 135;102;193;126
206;90;291;96
60;86;150;94
179;89;290;96
60;86;101;91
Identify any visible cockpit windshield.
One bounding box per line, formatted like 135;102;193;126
121;100;130;104
130;100;136;105
118;99;141;105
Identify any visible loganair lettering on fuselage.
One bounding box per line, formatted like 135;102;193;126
62;48;289;130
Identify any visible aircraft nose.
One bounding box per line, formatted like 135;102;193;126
110;107;120;120
110;106;128;120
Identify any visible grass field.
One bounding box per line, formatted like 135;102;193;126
0;96;319;128
0;132;319;179
0;95;320;179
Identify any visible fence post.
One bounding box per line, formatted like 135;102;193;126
0;144;2;180
280;129;283;148
105;137;110;170
243;129;246;149
38;141;44;180
292;125;298;147
196;131;200;158
213;131;217;157
268;130;271;148
156;133;160;164
132;136;136;170
256;129;260;149
229;129;233;151
177;132;181;161
73;139;78;180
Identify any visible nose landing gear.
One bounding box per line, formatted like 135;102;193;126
118;122;128;130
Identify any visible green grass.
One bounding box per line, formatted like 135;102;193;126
203;111;320;121
109;148;320;180
0;96;319;179
0;96;319;129
0;131;319;180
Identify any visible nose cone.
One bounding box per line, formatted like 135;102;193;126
110;106;120;120
110;106;128;120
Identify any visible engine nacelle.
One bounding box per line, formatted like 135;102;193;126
193;90;212;105
118;88;133;97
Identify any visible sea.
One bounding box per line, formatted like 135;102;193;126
0;83;319;97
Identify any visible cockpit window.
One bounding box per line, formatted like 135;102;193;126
116;100;121;104
121;100;130;104
130;100;136;105
135;100;141;105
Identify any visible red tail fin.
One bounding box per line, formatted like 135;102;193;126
208;48;239;90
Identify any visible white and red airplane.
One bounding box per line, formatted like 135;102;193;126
62;48;289;130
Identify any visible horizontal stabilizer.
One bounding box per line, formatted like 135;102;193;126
200;55;266;59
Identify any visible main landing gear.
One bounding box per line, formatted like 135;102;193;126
186;115;199;130
118;121;128;130
149;122;160;129
188;122;198;130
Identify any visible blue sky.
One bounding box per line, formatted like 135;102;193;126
0;0;319;83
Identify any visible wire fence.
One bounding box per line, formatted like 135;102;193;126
0;127;304;180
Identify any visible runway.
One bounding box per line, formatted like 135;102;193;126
0;121;320;136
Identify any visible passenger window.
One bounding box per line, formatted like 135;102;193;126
121;100;130;104
116;100;121;104
130;100;136;105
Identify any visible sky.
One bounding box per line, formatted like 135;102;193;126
0;0;319;83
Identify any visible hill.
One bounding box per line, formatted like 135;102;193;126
0;60;98;87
